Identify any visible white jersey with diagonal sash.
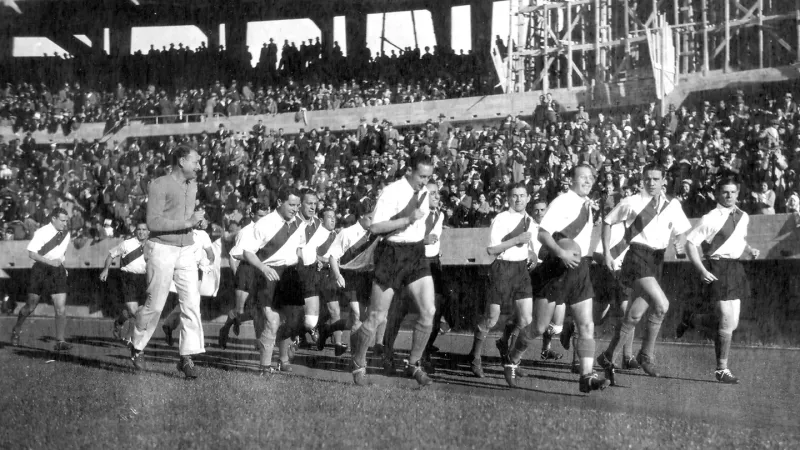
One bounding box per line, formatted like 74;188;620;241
538;190;593;257
109;237;147;274
686;205;749;259
604;192;692;250
373;176;430;243
27;223;70;263
489;209;537;262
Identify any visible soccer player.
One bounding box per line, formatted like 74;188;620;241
526;199;566;362
350;153;436;386
10;207;72;352
597;163;692;383
380;181;444;375
590;221;640;372
503;165;609;393
295;190;335;347
162;214;215;346
681;178;759;384
218;202;269;349
470;182;537;378
231;187;305;374
317;208;377;356
99;222;150;343
129;146;206;378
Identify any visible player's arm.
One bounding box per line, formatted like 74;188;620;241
99;252;117;282
601;222;614;271
28;251;61;267
204;245;215;264
684;238;717;284
370;213;423;235
487;232;531;255
329;256;345;288
538;228;580;269
243;250;279;282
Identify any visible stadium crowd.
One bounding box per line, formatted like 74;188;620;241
1;85;800;242
0;40;489;134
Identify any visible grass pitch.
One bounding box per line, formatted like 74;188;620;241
1;347;798;450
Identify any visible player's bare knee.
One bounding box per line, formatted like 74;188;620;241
576;322;594;339
519;313;533;327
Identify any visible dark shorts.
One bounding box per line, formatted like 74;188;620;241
29;262;68;297
703;258;750;302
297;264;322;298
423;256;444;293
589;264;627;309
373;240;431;291
488;259;533;307
120;271;148;305
235;262;258;294
530;255;594;305
254;265;304;309
619;243;665;287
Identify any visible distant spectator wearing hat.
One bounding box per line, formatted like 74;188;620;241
782;93;797;121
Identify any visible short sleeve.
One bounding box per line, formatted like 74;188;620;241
670;201;693;235
604;198;631;225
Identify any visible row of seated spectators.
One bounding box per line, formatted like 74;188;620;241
2;86;800;243
0;41;491;134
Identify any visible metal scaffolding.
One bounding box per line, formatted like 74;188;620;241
506;0;800;94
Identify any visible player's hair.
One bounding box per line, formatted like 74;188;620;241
251;202;268;215
716;176;740;191
171;145;195;167
276;186;302;203
135;221;148;229
408;153;433;172
506;181;529;195
300;188;318;202
50;207;68;219
319;207;335;218
353;203;373;220
568;163;595;179
641;162;666;176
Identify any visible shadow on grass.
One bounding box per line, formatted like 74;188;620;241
12;346;138;374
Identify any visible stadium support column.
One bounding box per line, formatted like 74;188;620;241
226;20;248;60
430;2;453;53
109;25;131;57
345;9;368;55
311;15;335;58
470;0;493;73
0;24;13;62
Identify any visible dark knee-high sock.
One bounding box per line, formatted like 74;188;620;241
509;324;523;354
501;321;515;346
694;313;719;333
716;330;733;370
610;321;636;365
408;322;433;365
508;326;534;364
470;325;489;364
641;314;664;359
541;328;553;352
55;314;67;342
351;322;375;368
14;305;32;331
426;308;444;349
116;309;131;325
382;309;405;354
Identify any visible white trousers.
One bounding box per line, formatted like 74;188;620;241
132;240;205;356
